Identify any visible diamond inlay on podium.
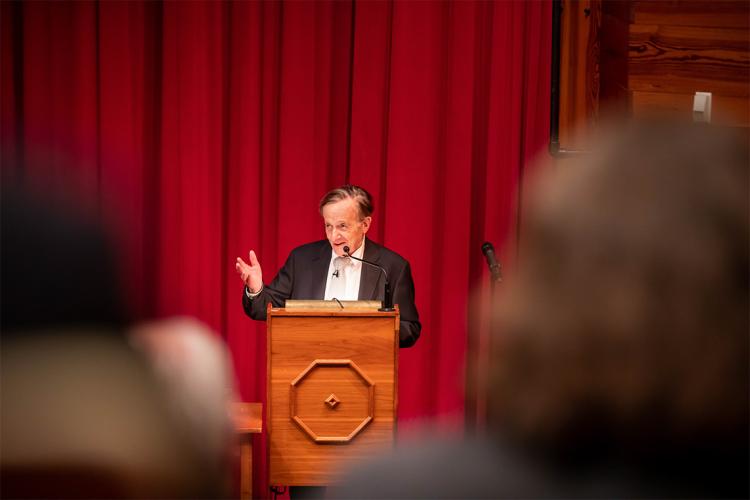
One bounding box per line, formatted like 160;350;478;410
324;394;341;409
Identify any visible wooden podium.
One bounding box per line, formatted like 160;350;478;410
266;303;399;486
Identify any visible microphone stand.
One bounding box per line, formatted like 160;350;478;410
466;242;504;434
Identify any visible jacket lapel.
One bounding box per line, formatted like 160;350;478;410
358;238;382;300
311;242;331;299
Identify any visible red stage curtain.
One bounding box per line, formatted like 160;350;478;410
1;1;551;496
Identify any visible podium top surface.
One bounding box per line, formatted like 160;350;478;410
286;299;381;309
268;307;399;318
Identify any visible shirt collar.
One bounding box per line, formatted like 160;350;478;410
330;239;365;269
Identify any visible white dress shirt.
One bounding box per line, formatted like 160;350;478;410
323;240;365;301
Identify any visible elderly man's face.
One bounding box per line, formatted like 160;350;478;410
322;198;371;256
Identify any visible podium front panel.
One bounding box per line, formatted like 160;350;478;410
267;309;399;486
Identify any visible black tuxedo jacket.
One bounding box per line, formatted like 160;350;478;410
242;238;421;347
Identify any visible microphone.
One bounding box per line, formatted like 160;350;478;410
343;245;394;312
481;242;502;283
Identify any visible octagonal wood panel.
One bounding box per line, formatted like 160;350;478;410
290;360;375;443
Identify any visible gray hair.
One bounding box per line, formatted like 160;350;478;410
319;185;374;220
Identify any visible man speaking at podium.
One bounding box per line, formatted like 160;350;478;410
236;185;421;348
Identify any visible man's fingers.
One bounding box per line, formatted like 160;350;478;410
236;258;252;281
249;250;260;267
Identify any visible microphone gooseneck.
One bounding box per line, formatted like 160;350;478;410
342;245;394;312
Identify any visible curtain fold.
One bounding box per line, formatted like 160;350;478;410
1;1;551;497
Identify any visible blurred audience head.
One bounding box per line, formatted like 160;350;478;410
130;316;238;472
490;122;748;495
1;182;126;332
1;183;230;498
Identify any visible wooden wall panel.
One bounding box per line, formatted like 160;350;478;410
631;90;750;126
630;24;749;97
553;0;749;155
632;1;750;29
600;1;630;111
628;0;750;127
558;0;601;151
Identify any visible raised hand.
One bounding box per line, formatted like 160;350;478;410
236;250;263;293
